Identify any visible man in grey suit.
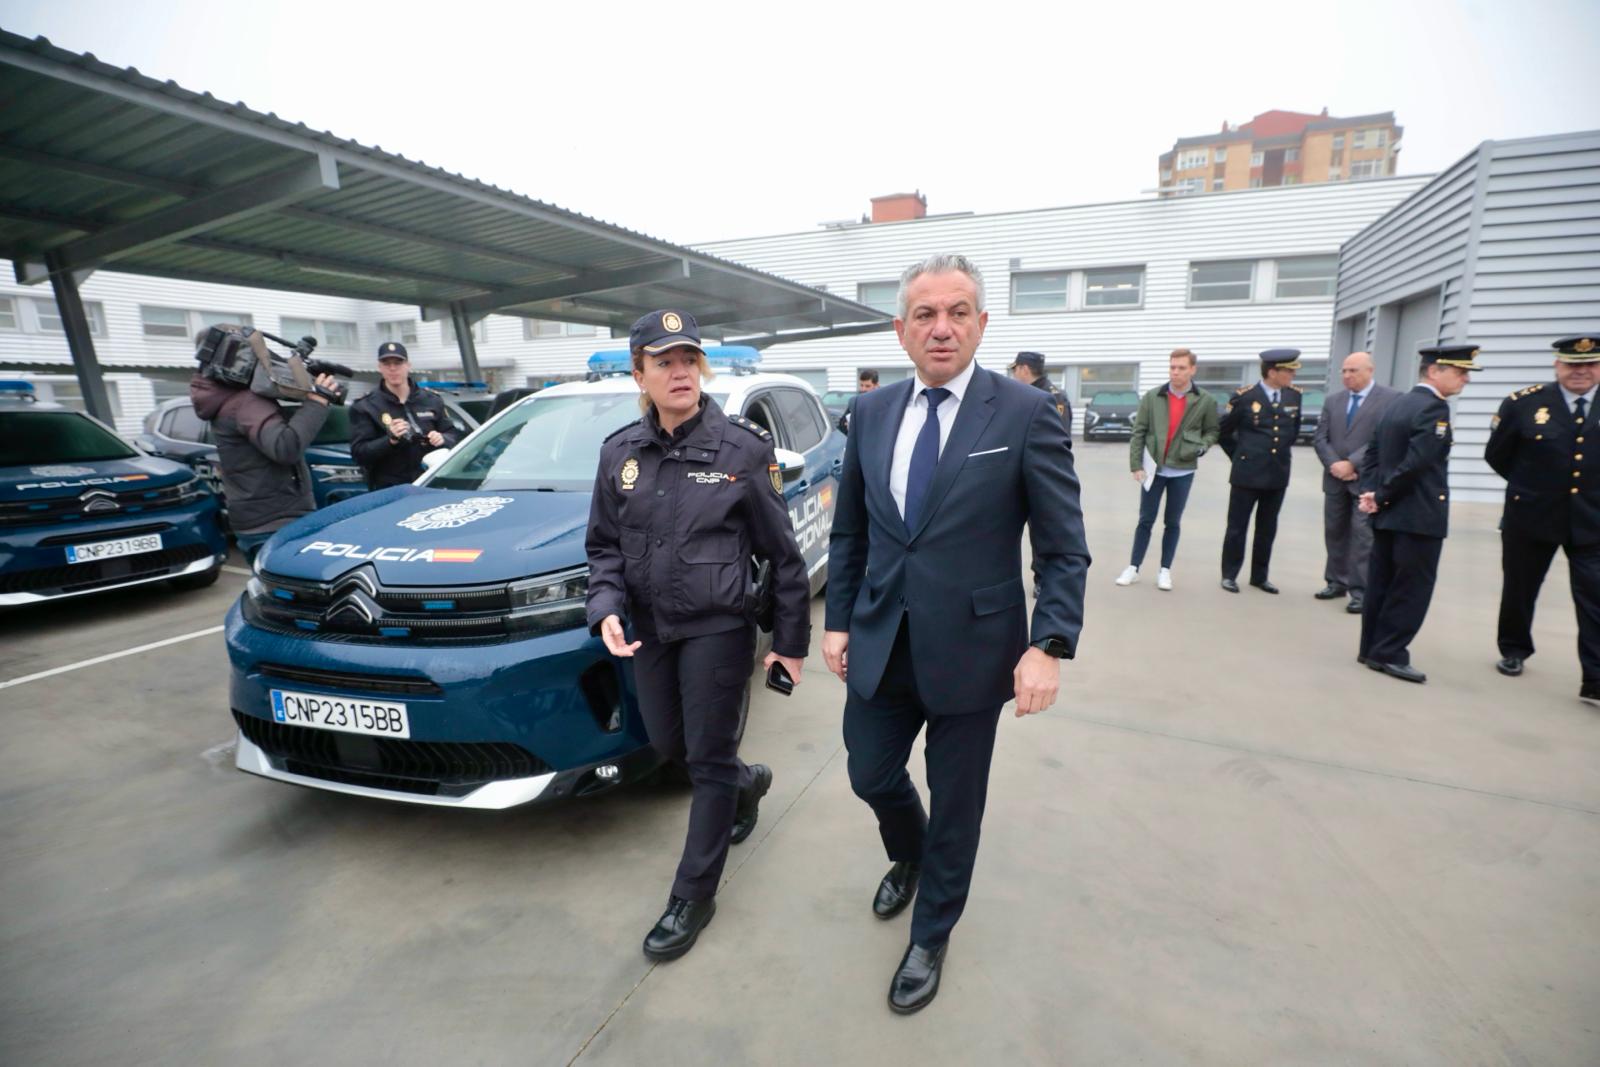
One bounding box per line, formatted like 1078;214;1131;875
1312;351;1396;613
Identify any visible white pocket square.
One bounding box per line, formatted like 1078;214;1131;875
967;446;1009;457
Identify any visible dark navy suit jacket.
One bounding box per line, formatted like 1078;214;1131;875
824;365;1090;715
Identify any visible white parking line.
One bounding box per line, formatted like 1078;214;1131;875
222;565;252;576
0;626;225;691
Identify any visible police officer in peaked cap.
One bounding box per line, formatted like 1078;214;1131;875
1218;348;1303;593
585;309;811;962
1486;333;1600;706
1008;351;1073;443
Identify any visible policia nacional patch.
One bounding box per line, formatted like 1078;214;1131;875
620;456;639;490
768;464;782;493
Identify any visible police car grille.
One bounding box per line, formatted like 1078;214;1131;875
233;710;551;794
257;663;444;697
0;483;196;528
0;543;213;595
252;573;517;642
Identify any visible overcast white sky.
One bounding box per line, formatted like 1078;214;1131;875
6;0;1598;245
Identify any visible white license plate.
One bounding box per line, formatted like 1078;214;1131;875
269;688;411;739
65;533;163;564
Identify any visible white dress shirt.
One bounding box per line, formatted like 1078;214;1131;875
890;357;978;519
1559;383;1598;415
1258;380;1280;405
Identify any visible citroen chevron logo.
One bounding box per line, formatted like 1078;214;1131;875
80;489;120;514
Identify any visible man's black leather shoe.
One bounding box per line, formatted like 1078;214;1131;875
1346;597;1365;614
873;861;921;920
1368;660;1426;684
1250;579;1280;595
1220;578;1240;593
1580;683;1600;707
888;941;947;1015
642;895;716;962
1496;657;1524;677
1314;583;1348;600
1356;654;1367;665
730;763;772;845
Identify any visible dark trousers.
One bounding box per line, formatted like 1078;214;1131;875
1322;487;1373;594
1360;529;1442;666
1130;472;1195;569
1221;485;1286;583
632;626;757;901
1497;532;1600;685
843;619;1002;949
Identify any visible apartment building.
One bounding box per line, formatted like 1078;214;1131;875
1159;109;1402;197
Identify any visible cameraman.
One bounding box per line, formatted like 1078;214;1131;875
349;342;461;490
189;330;339;562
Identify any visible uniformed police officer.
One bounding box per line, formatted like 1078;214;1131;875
1218;349;1303;593
585;309;810;962
1486;333;1600;705
1356;343;1479;683
348;342;462;489
1008;351;1072;443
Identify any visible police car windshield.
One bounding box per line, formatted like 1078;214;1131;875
1;411;138;466
427;392;641;492
313;405;351;445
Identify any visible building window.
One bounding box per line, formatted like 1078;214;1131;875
1083;267;1142;308
1159;169;1172;182
1332;134;1345;150
524;319;563;339
1176;149;1209;170
1192;362;1252;394
1213;146;1229;164
1211;178;1225;191
1189;260;1255;303
1249;177;1263;188
376;319;418;345
441;317;492;346
857;281;899;314
1011;271;1069;312
1250;151;1264;166
1071;363;1139;403
1352;128;1388;150
1283;174;1301;185
34;377;124;420
284;317;359;350
142;306;250;340
33;297;107;337
520;319;594;340
1284;148;1300;163
1274;255;1338;299
1174;177;1205;196
1330;149;1344;167
1349;159;1383;179
0;296;16;331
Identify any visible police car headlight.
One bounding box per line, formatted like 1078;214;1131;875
506;567;588;634
311;464;365;484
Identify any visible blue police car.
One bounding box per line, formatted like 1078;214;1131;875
227;350;842;808
1;381;227;608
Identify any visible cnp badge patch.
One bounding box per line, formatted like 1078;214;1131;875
768;464;782;494
620;457;640;490
662;312;683;333
1534;407;1551;425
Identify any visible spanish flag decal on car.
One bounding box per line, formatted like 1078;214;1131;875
430;548;483;563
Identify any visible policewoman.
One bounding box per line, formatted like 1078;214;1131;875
585;309;810;962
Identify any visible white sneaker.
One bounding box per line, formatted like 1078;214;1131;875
1115;565;1139;586
1157;568;1173;591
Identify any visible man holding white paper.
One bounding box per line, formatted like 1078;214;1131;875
1115;348;1220;591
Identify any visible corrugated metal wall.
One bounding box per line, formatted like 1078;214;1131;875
1330;130;1600;501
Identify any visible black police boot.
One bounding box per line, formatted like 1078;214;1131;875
873;861;921;919
730;764;773;845
1346;596;1365;614
1496;657;1524;677
888;941;948;1015
1314;583;1348;600
1580;683;1600;708
642;895;716;962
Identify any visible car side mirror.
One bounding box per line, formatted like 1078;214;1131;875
772;447;806;481
421;447;452;471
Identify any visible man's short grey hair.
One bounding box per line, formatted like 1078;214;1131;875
896;254;986;318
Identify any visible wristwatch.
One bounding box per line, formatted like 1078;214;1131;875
1031;637;1071;659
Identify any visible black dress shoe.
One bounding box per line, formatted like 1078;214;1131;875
1495;657;1524;677
730;763;772;845
1220;578;1240;593
1314;583;1348;600
642;895;716;962
1250;579;1280;595
1346;597;1365;614
1580;683;1600;707
873;860;921;920
1356;654;1367;665
1367;660;1426;684
888;941;948;1015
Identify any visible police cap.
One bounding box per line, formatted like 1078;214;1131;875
1418;343;1481;370
1010;351;1046;372
630;310;705;356
377;341;409;362
1259;348;1302;371
1553;334;1600;364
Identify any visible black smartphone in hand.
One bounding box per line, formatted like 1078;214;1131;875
764;661;794;696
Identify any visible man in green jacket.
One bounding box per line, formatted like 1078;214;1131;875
1114;348;1221;591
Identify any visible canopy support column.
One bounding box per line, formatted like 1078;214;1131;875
449;301;483;382
48;264;113;423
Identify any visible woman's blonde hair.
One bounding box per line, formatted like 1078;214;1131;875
633;347;716;413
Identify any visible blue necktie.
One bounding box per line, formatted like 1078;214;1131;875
1346;392;1362;428
903;387;950;529
1577;397;1588;423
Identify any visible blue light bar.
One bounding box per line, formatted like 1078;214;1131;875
0;380;37;395
586;346;761;375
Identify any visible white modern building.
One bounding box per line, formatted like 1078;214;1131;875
1;176;1430;437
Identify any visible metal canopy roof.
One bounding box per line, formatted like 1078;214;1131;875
0;31;891;349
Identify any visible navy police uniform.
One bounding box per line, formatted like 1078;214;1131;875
1011;351;1073;445
1218;349;1303;589
1485;333;1600;701
1358;344;1479;677
585;310;810;920
349;342;462;490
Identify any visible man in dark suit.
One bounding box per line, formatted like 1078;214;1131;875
1312;351;1398;614
1357;343;1479;684
1485;333;1600;706
1218;349;1303;594
837;368;879;434
822;253;1090;1015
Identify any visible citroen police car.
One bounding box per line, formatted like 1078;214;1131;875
1;381;226;608
227;349;841;808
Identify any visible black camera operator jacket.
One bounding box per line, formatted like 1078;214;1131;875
190;374;329;534
585;397;811;658
349;381;462;490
